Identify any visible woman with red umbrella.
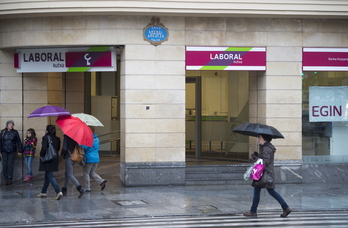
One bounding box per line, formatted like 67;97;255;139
61;135;85;198
56;115;93;198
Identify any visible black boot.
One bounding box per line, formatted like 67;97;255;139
76;185;85;198
62;187;67;196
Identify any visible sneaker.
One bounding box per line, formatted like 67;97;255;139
55;192;63;200
280;208;292;218
100;180;107;191
23;176;31;181
37;193;47;198
243;211;257;217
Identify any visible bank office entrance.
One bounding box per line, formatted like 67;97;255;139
185;46;267;164
16;46;121;155
85;70;120;155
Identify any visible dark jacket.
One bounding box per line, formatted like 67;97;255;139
39;134;60;172
0;128;23;153
61;135;77;159
252;141;276;189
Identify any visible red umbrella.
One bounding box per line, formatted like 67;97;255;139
56;115;93;147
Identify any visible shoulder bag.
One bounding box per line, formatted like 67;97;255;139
41;135;57;163
69;144;84;163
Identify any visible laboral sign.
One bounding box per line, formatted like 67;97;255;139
309;86;348;122
303;48;348;71
185;46;266;71
14;46;116;72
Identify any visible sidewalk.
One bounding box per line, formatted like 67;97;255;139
0;156;347;225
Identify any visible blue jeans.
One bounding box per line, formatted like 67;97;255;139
63;158;81;188
251;186;289;213
25;156;33;175
41;171;60;194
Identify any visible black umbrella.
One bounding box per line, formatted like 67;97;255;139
233;123;284;139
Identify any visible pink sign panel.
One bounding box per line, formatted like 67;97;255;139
303;48;348;71
185;46;266;71
66;52;112;67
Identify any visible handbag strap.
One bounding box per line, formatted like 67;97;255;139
255;158;263;165
68;144;78;156
47;135;52;144
1;129;6;141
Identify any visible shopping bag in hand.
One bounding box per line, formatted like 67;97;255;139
243;165;253;181
251;158;265;180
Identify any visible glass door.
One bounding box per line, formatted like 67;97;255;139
186;71;250;162
85;71;120;155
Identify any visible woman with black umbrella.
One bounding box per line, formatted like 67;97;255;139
243;134;292;217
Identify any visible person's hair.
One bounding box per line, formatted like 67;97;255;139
6;120;14;128
89;126;95;133
27;128;37;140
46;125;56;136
260;134;272;142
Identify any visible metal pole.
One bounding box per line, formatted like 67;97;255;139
195;77;202;159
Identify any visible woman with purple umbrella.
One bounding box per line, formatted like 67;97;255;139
37;125;63;200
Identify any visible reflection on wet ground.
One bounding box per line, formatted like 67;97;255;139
0;156;347;226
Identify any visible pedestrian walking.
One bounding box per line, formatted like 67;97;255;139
61;134;85;198
37;125;63;200
0;120;23;185
243;134;292;217
83;126;107;192
19;128;37;181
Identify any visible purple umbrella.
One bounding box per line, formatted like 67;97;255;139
28;105;70;118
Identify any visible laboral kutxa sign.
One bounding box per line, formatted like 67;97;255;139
185;46;266;71
14;46;116;73
303;47;348;71
309;86;348;122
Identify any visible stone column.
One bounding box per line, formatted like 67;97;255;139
119;41;186;186
244;18;303;161
0;49;24;183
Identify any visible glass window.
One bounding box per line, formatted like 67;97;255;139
302;71;348;157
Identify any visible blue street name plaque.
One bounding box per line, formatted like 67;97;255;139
143;17;169;46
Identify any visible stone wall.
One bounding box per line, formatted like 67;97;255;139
1;16;348;185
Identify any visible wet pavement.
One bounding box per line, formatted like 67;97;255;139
0;157;347;226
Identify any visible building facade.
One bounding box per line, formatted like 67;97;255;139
1;1;348;186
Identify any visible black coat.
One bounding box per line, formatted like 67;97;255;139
61;135;77;160
39;134;60;172
0;128;23;153
252;142;276;189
